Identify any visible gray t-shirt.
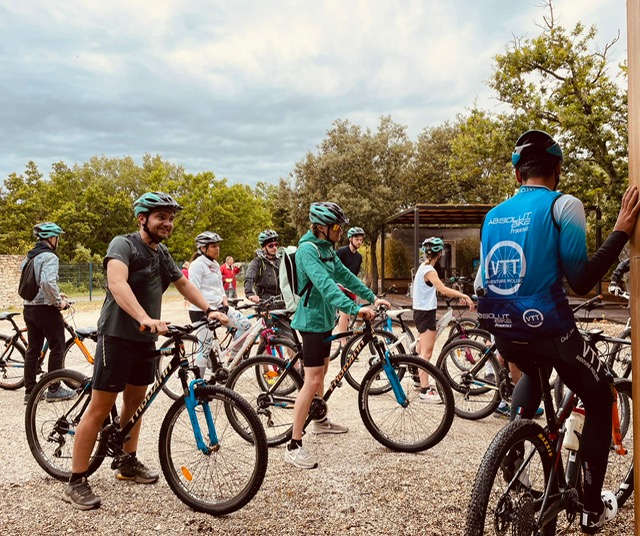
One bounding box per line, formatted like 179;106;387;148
97;233;183;341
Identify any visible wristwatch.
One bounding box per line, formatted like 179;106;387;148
205;307;215;316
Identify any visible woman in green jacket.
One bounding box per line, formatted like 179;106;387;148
285;202;390;469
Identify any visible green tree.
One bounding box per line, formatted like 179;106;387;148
489;0;627;228
290;116;413;285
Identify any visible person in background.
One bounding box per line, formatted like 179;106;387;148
22;222;75;405
335;227;366;338
244;230;281;303
221;256;241;299
181;261;190;308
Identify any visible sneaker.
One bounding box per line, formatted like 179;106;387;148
113;455;159;484
62;477;101;510
581;491;618;534
284;445;318;469
419;388;443;404
494;402;511;419
310;418;349;434
45;386;77;403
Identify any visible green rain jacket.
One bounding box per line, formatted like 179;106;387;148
290;230;377;333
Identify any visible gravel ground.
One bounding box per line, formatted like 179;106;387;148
0;296;634;535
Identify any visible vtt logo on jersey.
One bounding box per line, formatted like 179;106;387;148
485;241;525;296
523;309;544;328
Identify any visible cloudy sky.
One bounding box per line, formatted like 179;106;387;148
0;0;629;186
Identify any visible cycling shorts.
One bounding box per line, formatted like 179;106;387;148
92;335;156;392
299;330;333;368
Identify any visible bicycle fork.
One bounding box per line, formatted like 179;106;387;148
184;379;220;455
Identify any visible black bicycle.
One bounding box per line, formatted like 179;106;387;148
24;319;268;516
226;310;455;453
465;364;634;535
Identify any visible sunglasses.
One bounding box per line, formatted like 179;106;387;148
265;242;279;248
330;224;344;232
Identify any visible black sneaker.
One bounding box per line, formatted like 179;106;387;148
62;477;101;510
113;454;159;484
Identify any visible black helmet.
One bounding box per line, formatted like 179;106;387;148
309;202;349;226
195;231;223;247
134;191;183;216
258;229;279;246
512;130;563;167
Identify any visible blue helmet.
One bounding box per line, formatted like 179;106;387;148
33;222;64;239
512;130;563;167
347;227;365;239
133;191;183;217
258;229;279;246
309;202;349;226
422;237;444;256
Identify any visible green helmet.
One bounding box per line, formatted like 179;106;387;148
309;202;349;226
258;229;279;246
33;222;64;239
422;237;444;256
511;130;563;167
133;191;183;217
347;227;365;239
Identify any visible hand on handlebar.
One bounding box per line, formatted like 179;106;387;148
248;295;260;304
207;310;228;324
139;318;170;334
357;306;376;321
608;284;621;296
373;298;391;310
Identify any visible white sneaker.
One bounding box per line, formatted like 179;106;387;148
581;491;618;534
284;445;318;469
419;388;443;404
310;418;348;434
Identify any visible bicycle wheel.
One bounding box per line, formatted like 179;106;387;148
441;327;493;348
0;334;26;389
607;378;634;508
159;384;268;516
372;317;416;345
24;369;108;480
465;419;555;536
608;327;631;378
62;335;96;379
226;355;303;447
358;355;454;452
157;334;203;400
340;330;407;392
436;339;501;420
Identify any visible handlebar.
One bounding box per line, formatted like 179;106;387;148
571;294;603;314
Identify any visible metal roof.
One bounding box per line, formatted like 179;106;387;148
386;204;494;227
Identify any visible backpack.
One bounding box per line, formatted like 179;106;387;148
278;243;322;313
18;257;39;301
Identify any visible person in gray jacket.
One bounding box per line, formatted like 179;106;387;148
22;222;74;404
244;229;281;303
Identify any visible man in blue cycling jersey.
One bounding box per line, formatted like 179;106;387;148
474;130;640;535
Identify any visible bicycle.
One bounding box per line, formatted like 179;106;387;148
0;305;96;390
155;297;299;400
465;364;633;535
24;318;268;516
225;310;455;453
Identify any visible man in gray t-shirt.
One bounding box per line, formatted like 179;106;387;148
64;192;228;512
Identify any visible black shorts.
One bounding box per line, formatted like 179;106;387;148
92;335;157;392
299;330;332;368
414;309;437;333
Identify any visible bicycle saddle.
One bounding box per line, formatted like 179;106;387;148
0;312;20;320
387;309;411;319
76;327;98;338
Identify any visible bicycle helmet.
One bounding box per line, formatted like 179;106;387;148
511;130;563;167
258;229;279;246
195;231;223;247
133;191;183;217
309;202;349;226
347;227;365;239
422;237;445;256
33;222;64;239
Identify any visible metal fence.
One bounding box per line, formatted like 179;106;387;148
58;263;106;301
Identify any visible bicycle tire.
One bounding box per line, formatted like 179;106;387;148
159;384;268;516
157;334;203;400
225;355;304;447
358;354;454;453
25;369;108;480
608;378;634;508
608;327;631;379
465;419;556;536
0;333;26;389
340;329;407;393
436;339;501;420
62;335;95;380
